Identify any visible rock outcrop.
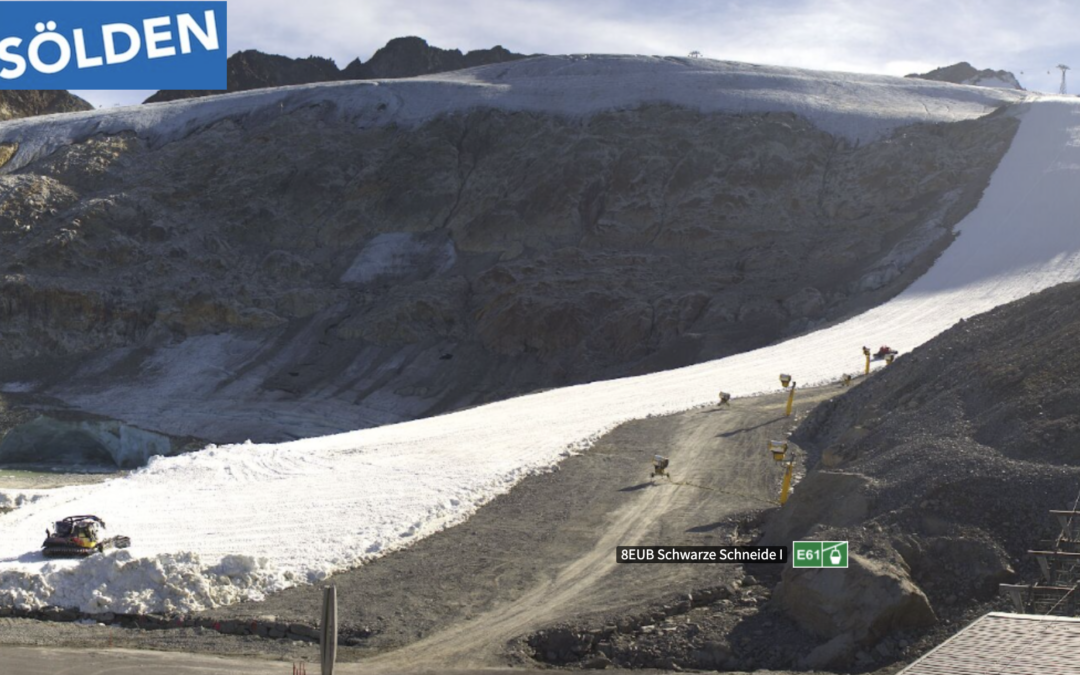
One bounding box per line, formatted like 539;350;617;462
145;51;341;103
144;37;528;104
340;36;527;79
907;62;1023;90
0;99;1018;445
766;280;1080;665
0;91;92;120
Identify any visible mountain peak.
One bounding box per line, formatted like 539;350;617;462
145;37;531;104
0;91;92;120
341;36;528;80
907;62;1024;90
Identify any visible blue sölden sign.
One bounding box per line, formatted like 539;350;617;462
0;2;226;90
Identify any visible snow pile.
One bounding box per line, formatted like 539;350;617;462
0;55;1026;173
0;549;280;614
0;86;1076;615
0;437;584;612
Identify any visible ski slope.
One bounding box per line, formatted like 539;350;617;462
0;55;1023;173
1;82;1079;615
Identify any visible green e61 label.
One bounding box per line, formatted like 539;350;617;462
792;541;848;568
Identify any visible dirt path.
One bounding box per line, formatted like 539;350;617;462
361;387;837;669
0;385;841;670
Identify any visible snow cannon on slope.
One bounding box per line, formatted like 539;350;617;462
652;455;670;479
41;515;131;558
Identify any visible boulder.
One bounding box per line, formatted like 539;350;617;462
801;632;856;670
775;553;936;643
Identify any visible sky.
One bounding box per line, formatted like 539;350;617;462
67;0;1080;108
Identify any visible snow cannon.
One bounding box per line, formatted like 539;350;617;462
718;391;731;406
885;352;896;365
779;373;792;388
652;455;670;478
842;374;852;387
768;446;797;506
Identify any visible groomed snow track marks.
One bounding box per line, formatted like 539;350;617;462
0;67;1077;616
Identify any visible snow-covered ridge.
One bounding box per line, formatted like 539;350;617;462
1;95;1080;615
0;55;1026;172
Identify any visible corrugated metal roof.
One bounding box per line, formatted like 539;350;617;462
901;612;1080;675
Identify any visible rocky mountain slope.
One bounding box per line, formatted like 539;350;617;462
145;37;528;104
0;56;1023;458
0;107;1018;448
908;61;1023;90
0;91;92;120
766;279;1080;667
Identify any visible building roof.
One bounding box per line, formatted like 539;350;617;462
901;612;1080;675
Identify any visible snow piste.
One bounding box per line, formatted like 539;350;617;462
0;61;1077;615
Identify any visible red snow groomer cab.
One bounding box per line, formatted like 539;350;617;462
873;345;898;360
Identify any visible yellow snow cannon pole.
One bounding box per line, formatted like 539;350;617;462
862;346;871;375
779;374;796;417
779;460;795;505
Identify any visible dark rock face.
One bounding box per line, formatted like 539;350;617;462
0;104;1017;444
144;50;342;103
907;62;1023;90
0;91;92;120
340;36;527;80
768;280;1080;664
145;38;528;104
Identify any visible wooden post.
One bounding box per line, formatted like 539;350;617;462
321;585;337;675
